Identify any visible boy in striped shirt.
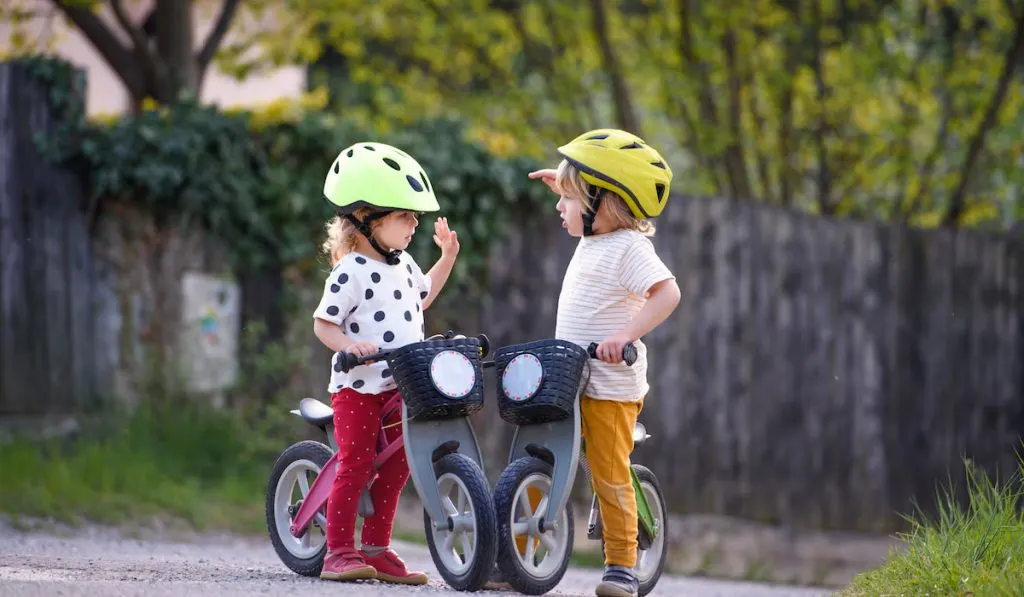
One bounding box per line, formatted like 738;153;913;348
531;129;681;597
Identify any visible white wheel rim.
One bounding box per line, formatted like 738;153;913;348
430;472;477;575
274;458;327;559
509;473;570;579
636;480;665;582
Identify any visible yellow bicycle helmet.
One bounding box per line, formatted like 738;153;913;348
557;129;673;230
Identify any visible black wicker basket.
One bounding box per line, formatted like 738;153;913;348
494;339;589;425
386;336;485;421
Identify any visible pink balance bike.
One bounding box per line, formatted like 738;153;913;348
265;331;498;591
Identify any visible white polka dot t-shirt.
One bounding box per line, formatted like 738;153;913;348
313;250;432;395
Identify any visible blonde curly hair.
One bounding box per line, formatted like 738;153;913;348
322;207;379;266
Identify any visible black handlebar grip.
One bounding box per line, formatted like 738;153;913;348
586;342;638;366
622;343;638;366
338;352;362;374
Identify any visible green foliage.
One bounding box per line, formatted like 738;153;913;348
14;55;551;283
234;0;1024;230
16;54;88;161
0;400;271;533
842;456;1024;597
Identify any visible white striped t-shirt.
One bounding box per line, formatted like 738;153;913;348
555;229;674;402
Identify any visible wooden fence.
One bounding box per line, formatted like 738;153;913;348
0;62;98;415
482;198;1023;532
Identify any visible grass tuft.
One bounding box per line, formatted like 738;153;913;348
841;454;1024;597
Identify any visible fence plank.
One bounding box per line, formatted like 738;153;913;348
0;65;39;415
0;62;93;415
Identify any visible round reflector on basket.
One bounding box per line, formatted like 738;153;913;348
501;353;544;402
430;350;476;399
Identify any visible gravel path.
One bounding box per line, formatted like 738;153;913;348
0;522;835;597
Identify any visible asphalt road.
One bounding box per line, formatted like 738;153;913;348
0;523;835;597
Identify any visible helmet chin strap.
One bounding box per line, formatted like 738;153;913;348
344;212;403;265
582;184;603;237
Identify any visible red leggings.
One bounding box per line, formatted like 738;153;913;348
325;388;410;551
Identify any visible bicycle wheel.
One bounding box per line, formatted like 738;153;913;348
494;456;574;595
422;453;498;591
597;464;668;596
265;440;331;577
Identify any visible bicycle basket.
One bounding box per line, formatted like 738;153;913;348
494;339;588;425
386;336;485;421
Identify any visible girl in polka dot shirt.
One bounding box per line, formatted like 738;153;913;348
312;142;460;584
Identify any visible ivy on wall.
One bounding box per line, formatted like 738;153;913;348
15;55;553;292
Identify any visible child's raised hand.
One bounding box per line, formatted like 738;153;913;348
528;169;560;195
346;341;379;357
433;217;460;258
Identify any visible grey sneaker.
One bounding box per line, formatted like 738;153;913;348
595;564;639;597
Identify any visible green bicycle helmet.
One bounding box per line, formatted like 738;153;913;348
323;142;440;264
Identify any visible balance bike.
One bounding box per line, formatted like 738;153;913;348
489;339;668;595
266;331;498;591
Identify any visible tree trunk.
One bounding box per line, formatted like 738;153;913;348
589;0;643;136
154;0;197;102
51;0;241;109
943;1;1024;226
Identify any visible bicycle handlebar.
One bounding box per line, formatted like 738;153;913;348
586;342;638;366
337;333;635;373
337;330;491;373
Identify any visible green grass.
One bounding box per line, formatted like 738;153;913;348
842;456;1024;597
0;400;277;534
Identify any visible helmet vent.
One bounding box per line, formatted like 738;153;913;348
383;158;401;171
586;133;609;140
364;145;376;151
406;175;424;192
655;183;667;202
333;160;340;174
420;171;431;192
651;161;666;169
621;141;643;149
346;149;354;157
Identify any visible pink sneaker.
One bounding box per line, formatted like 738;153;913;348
320;548;376;582
359;548;428;585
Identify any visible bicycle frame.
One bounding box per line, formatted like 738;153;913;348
582;451;658;542
288;393;405;538
632;464;658;540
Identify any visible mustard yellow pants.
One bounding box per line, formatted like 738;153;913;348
581;395;643;568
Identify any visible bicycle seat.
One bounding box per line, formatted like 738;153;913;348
299;397;334;427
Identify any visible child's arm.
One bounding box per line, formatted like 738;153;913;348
594;278;681;363
423;217;460;310
595;238;681;364
313;318;378;356
311;265;376;356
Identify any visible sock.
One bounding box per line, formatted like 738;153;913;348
362;544;387;556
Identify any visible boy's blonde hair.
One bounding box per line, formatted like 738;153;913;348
322;207;379;266
555;159;655;236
